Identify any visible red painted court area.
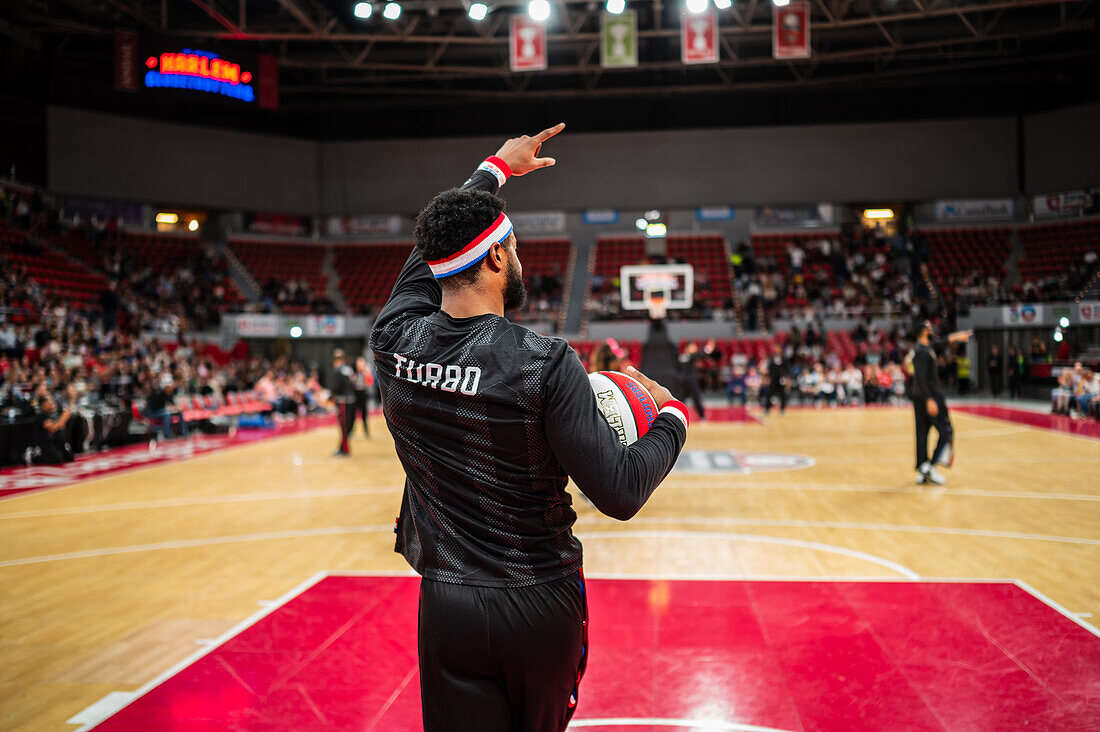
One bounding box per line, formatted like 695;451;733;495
953;404;1100;440
91;575;1100;731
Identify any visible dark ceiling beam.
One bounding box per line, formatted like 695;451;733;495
273;0;318;33
278;21;1088;79
188;0;246;37
177;0;1087;43
280;50;1088;101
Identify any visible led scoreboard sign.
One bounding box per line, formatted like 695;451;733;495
145;49;256;103
115;32;278;109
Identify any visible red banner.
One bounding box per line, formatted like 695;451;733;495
682;10;719;65
773;1;811;59
257;53;279;110
510;16;547;71
114;30;140;91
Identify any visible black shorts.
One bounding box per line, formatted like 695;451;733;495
418;570;588;732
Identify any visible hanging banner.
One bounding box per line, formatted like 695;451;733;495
246;212;308;236
933;199;1016;221
773;1;811;60
697;206;734;221
682;10;719;65
257;53;279;110
305;315;345;337
1002;304;1043;326
114;30;140;92
510;16;547;72
1079;302;1100;323
324;215;402;236
509;211;567;233
234;314;280;337
1032;190;1089;218
602;11;638;68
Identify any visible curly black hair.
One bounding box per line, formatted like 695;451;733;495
414;187;505;288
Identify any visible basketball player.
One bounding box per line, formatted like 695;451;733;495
350;356;373;437
912;320;971;485
330;349;355;456
370;123;690;732
763;343;788;415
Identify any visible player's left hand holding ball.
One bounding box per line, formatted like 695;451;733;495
493;123;565;176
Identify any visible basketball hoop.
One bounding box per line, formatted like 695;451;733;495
620;263;694;314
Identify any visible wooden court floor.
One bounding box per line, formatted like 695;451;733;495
1;407;1097;730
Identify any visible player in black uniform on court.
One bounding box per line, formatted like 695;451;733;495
911;320;971;485
370;123;690;732
330;349;355;456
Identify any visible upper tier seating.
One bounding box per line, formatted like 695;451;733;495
666;234;732;308
919;227;1012;287
1018;219;1100;281
333;243;413;310
0;223;108;308
593;234;729;308
334;239;573;312
229;239;329;312
750;231;841;271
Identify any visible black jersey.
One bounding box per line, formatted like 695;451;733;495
370;169;688;589
330;364;355;403
911;341;944;401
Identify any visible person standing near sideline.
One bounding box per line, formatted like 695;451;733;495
987;345;1003;398
350;356;373;438
330;349;355;456
911;320;972;486
763;343;789;415
370;123;688;732
1007;345;1024;399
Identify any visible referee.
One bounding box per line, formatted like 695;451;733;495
911;320;971;485
370;123;689;732
330;349;355;456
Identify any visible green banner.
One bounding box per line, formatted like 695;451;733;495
601;11;638;68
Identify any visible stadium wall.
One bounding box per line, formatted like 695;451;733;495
1023;102;1100;195
48;106;1030;213
47;107;321;214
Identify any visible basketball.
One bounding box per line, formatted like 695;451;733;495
589;370;658;446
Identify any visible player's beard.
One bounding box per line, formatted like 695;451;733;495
503;254;527;313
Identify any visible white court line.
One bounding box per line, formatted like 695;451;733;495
674;478;1100;503
1013;579;1100;639
0;525;395;568
0;486;404;520
70;571;331;732
568;719;795;731
0;421;335;503
583;516;1100;547
575;530;921;580
6;513;1096;568
746;425;1028;448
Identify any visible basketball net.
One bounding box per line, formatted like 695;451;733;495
647;294;667;320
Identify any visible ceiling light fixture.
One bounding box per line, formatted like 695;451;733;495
529;0;551;21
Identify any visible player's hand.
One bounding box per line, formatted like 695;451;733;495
492;123;564;177
627;365;674;409
927;398;939;417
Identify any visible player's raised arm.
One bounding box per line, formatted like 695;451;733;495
372;123;565;335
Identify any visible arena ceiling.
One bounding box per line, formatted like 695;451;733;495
2;0;1098;138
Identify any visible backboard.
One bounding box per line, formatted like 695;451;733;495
620;263;694;314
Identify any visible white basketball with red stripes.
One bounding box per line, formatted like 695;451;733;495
588;370;658;446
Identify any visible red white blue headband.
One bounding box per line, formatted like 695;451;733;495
427;212;514;279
